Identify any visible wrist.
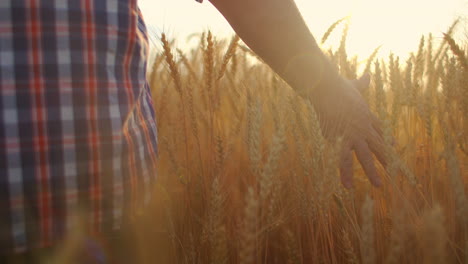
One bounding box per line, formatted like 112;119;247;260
282;51;343;99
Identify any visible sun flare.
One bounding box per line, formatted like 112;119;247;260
139;0;466;58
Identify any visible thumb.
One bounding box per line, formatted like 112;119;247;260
351;73;371;93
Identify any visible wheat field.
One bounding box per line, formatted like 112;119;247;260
131;20;467;264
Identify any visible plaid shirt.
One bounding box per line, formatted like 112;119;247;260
0;0;158;254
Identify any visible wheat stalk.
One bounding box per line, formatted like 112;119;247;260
321;16;348;44
342;229;359;264
443;33;468;70
247;95;262;175
374;61;387;119
419;205;447;264
217;35;240;80
259;123;286;202
239;188;259;264
360;195;376;264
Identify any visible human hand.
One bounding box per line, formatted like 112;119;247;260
310;74;387;188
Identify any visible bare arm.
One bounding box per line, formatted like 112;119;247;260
209;0;341;97
209;0;387;188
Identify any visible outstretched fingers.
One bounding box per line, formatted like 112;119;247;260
367;128;388;168
354;139;382;187
340;142;354;189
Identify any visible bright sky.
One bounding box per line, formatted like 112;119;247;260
139;0;467;58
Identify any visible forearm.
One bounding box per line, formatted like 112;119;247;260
209;0;342;97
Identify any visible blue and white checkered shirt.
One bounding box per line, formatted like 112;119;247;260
0;0;158;254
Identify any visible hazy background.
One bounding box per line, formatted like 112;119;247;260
139;0;467;58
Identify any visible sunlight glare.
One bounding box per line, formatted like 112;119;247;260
139;0;466;58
